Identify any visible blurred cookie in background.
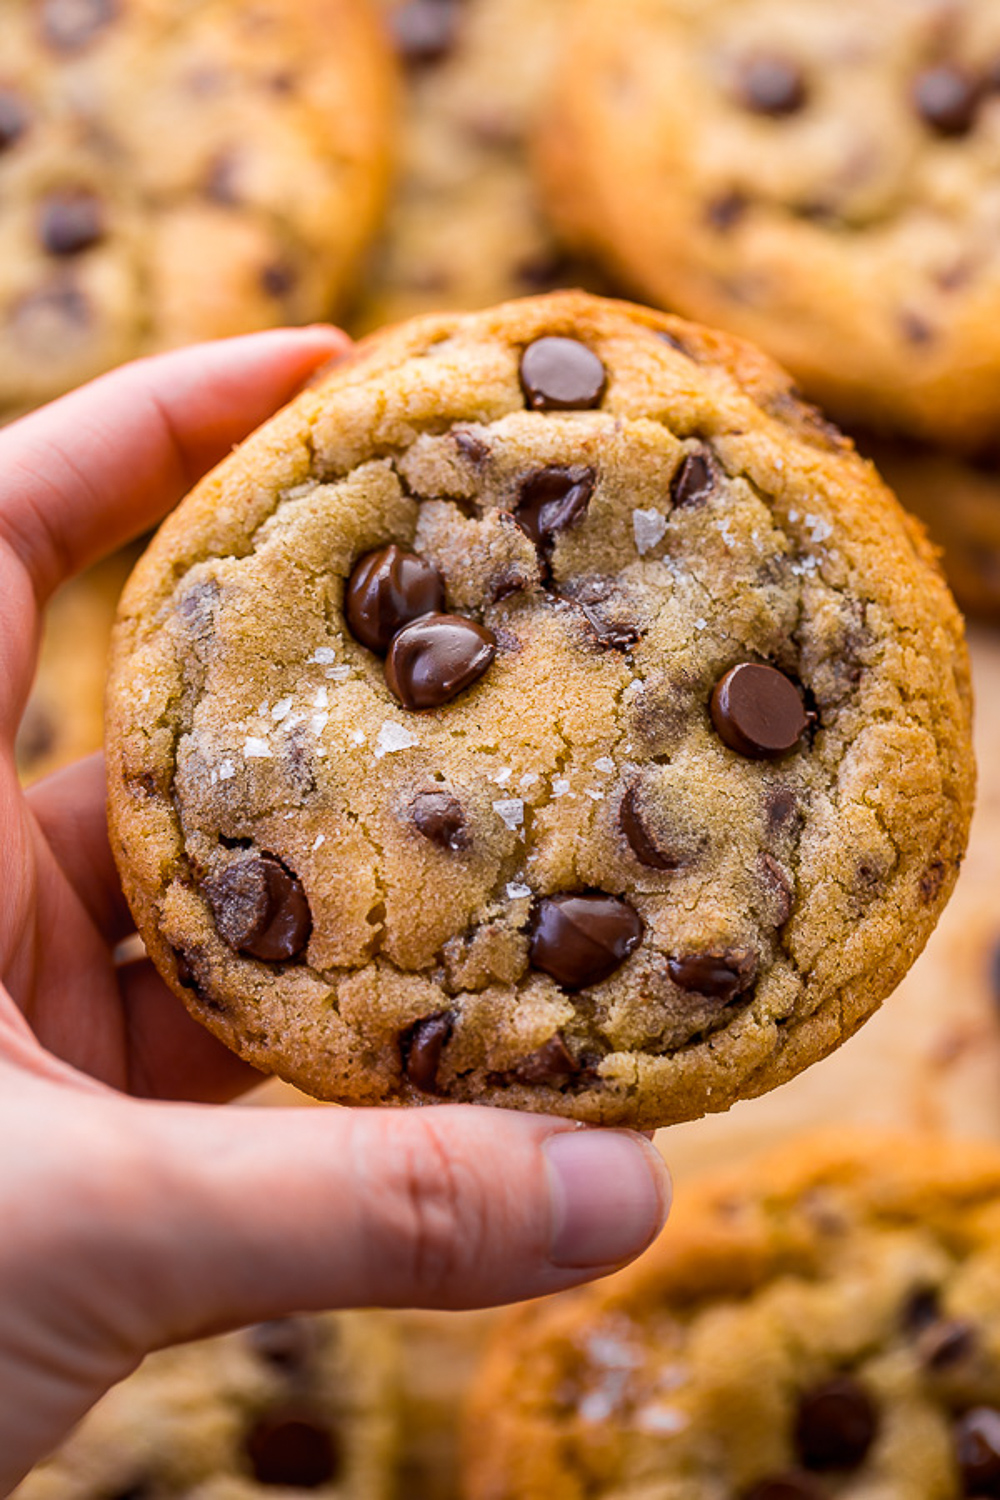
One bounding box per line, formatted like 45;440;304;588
14;1311;398;1499
353;0;608;332
0;0;396;420
541;0;1000;448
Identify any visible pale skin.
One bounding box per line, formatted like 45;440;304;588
0;327;671;1493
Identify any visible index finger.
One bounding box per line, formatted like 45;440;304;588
0;325;349;603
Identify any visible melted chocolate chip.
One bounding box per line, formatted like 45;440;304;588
901;310;936;347
453;428;490;465
744;1476;824;1500
955;1408;1000;1493
668;948;757;1001
902;1286;941;1333
345;545;445;655
529;893;644;991
0;89;29;151
39;190;106;256
706;191;748;232
919;859;947;903
261;262;297;298
511;1034;581;1087
245;1406;339;1488
759;853;794;926
385;614;496;709
913;64;981;137
671;450;717;509
710;664;812;760
794;1377;877;1471
248;1318;321;1376
514;466;596;552
409;790;469;850
205;855;312;962
173;949;198;990
766;785;800;834
919;1319;976;1370
519;337;607;411
619;784;682;871
737;54;808;116
41;0;117;51
401;1010;455;1093
389;0;459;64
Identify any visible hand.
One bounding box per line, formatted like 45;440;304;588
0;330;670;1491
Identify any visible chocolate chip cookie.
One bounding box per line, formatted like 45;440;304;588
14;1312;397;1499
105;291;975;1128
465;1133;1000;1500
541;0;1000;448
0;0;395;419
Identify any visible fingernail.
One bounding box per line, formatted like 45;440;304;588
544;1129;671;1269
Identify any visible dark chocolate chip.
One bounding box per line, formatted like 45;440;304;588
409;790;469;851
345;545;445;655
401;1010;455;1094
913;64;981;137
529;893;644;991
245;1406;339;1488
39;190;106;256
205;855;311;962
0;89;30;151
205;151;242;205
173;950;197;990
511;1033;581;1087
453;427;490;465
918;1319;976;1370
619;784;683;871
902;1286;941;1333
736;54;808;116
389;0;459;64
515;247;576;290
261;261;297;299
919;860;947;903
706;191;748;231
385;614;495;709
759;852;794;925
247;1318;321;1376
670;450;717;510
667;948;757;1001
710;663;812;760
519;337;607;411
901;310;936;346
955;1408;1000;1493
794;1377;878;1471
514;466;596;552
744;1476;825;1500
40;0;117;51
766;785;800;833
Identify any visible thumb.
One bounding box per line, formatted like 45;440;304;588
112;1098;671;1347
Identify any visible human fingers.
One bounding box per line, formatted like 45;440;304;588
0;325;348;606
25;753;132;943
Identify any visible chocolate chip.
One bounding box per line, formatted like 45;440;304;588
667;948;757;1001
205;151;242;205
39;190;106;256
389;0;459;64
759;853;794;926
453;428;490;465
519;337;607;411
345;545;445;655
901;310;936;347
919;1319;976;1370
706;191;748;232
173;950;197;990
619;784;683;870
737;54;808;116
385;614;495;709
511;1034;581;1087
913;64;981;136
205;855;312;962
670;450;717;510
245;1406;338;1487
529;893;644;991
744;1476;825;1500
919;860;947;903
248;1319;321;1376
40;0;117;51
0;89;29;151
401;1010;455;1093
794;1377;878;1471
261;262;297;299
409;790;469;851
560;577;643;651
710;663;812;760
955;1408;1000;1493
514;466;596;552
766;785;800;833
903;1286;941;1333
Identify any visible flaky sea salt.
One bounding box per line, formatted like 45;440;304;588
585;788;604;801
805;513;833;543
633;1405;689;1436
218;759;235;781
519;771;539;787
351;729;366;745
551;777;571;798
492;798;524;830
243;736;272;758
271;696;293;721
374;721;418;758
312;834;326;851
309;646;337;664
313;686;329;709
325;665;351;683
492;767;512;786
310;712;329;736
506;881;531;899
594;756;615;774
633;508;667;556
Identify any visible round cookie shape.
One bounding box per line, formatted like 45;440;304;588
0;0;395;419
464;1135;1000;1500
106;291;974;1128
540;0;1000;447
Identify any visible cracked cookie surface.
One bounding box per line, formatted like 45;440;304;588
0;0;394;419
106;292;974;1128
464;1134;1000;1500
541;0;1000;448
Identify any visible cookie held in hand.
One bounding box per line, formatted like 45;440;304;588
106;292;974;1127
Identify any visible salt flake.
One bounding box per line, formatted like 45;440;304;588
313;686;329;709
243;736;272;758
351;729;366;746
218;759;236;781
519;771;539;787
633;508;667;556
309;646;336;664
492;767;512;786
594;756;615;774
506;881;531;899
492;798;524;831
312;834;326;852
374;721;418;758
551;777;571;798
325;665;351;683
271;696;293;721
